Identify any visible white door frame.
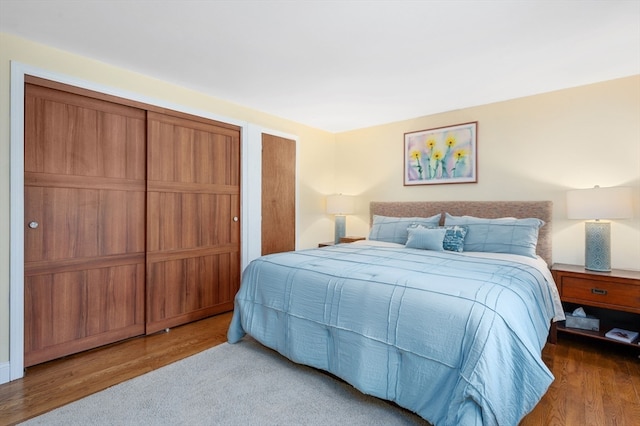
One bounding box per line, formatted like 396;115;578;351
7;61;297;382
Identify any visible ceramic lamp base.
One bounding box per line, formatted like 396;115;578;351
334;215;346;244
584;221;611;272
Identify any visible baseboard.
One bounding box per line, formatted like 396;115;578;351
0;361;10;384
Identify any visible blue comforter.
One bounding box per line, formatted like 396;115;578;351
228;243;564;425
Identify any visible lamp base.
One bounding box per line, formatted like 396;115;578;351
334;215;346;244
584;221;611;272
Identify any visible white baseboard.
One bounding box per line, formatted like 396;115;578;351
0;362;10;384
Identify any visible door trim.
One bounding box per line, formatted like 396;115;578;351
8;61;297;381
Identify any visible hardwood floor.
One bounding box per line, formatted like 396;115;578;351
1;312;639;425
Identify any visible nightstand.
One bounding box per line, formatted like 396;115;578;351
318;236;366;248
340;236;366;243
550;263;640;348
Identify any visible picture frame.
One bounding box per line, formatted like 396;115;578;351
404;121;477;186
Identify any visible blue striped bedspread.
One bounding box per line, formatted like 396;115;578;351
228;242;564;425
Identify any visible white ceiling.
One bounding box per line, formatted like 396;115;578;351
1;0;639;132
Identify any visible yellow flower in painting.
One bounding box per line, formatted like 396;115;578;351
426;138;436;150
451;149;468;178
432;150;443;161
454;149;467;160
410;149;424;179
445;135;456;148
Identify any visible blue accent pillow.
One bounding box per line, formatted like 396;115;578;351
406;227;446;251
444;213;544;258
368;214;441;244
441;225;468;252
410;224;468;252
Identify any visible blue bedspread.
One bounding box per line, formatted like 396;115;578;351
228;243;564;425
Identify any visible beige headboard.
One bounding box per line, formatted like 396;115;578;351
370;201;553;266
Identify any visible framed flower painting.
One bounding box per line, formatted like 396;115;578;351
404;121;477;186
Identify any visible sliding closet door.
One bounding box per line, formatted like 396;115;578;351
23;82;146;367
146;111;241;333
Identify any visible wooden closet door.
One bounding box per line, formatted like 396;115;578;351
146;111;241;334
24;83;146;367
261;134;296;255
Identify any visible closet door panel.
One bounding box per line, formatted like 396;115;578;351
146;252;238;327
146;111;240;334
24;187;145;262
147;193;237;251
24;84;146;180
25;262;145;367
24;83;146;366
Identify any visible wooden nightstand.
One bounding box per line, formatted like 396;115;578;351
318;236;366;248
550;263;640;348
340;236;366;243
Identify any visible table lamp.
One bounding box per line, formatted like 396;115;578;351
566;185;632;271
326;194;355;244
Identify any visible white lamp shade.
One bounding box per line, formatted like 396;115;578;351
326;194;355;215
566;186;632;220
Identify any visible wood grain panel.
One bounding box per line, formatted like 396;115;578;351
146;193;237;252
25;75;241;131
25;85;145;179
146;253;237;333
147;111;240;185
24;187;145;262
146;111;240;333
261;133;296;255
25;172;145;192
24;82;146;366
25;253;146;276
24;263;145;367
147;181;239;194
147;255;224;319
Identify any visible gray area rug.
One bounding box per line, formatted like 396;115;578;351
22;337;430;425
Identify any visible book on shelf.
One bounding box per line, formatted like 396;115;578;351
604;328;639;344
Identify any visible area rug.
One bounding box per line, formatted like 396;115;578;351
21;337;430;425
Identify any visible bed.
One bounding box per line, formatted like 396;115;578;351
228;201;564;425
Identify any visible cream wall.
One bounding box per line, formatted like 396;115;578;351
335;75;640;272
0;33;336;368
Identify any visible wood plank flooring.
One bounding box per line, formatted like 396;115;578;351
1;311;638;425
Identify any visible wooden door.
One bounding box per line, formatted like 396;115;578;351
24;82;146;367
261;134;296;255
146;111;241;334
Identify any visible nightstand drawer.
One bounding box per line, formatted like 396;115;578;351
560;276;640;311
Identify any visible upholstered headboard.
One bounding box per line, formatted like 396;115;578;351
370;201;553;266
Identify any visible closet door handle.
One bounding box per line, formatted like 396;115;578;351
233;217;239;222
28;221;39;229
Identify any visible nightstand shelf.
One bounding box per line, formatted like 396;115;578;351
550;263;640;349
555;316;636;346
